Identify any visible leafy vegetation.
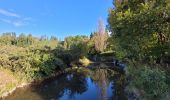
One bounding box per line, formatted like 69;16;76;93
108;0;170;99
0;0;170;99
127;64;169;99
108;0;170;62
0;33;92;81
0;30;105;97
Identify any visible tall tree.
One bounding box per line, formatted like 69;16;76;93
94;18;108;53
108;0;170;61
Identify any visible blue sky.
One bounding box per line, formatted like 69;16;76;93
0;0;113;39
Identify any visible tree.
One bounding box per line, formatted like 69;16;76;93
63;35;89;49
27;34;33;45
11;32;17;45
50;36;58;41
17;33;27;46
40;35;48;41
0;32;17;45
108;0;170;62
94;18;108;53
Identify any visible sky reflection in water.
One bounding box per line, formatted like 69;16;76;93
4;64;127;100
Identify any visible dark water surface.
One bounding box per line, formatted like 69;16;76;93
4;63;127;100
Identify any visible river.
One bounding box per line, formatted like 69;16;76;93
3;63;127;100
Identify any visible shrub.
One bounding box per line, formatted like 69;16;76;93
128;65;169;99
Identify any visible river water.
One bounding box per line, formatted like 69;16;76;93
3;63;127;100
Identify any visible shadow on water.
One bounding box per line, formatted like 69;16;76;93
3;63;127;100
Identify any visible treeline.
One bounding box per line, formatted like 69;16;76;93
108;0;170;99
0;33;60;81
0;20;109;81
0;33;82;80
0;32;58;47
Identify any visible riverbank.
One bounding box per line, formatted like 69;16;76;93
0;50;92;99
125;62;170;100
0;67;77;99
1;65;127;100
0;69;17;98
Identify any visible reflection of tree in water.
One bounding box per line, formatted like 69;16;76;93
66;73;88;99
32;72;88;100
109;74;127;100
7;65;127;100
90;63;127;100
91;64;110;100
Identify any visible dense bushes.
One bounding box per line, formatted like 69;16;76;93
0;33;93;81
0;33;60;80
0;43;67;81
128;65;169;99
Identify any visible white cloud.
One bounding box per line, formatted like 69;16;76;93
0;19;24;27
0;8;34;27
0;9;20;18
13;21;24;27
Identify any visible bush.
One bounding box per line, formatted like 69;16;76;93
128;65;169;99
0;44;68;81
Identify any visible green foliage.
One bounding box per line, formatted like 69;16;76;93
0;34;91;74
108;0;170;62
63;35;88;49
0;37;65;81
109;1;170;99
87;33;97;56
128;65;169;99
70;41;88;60
0;32;64;81
52;46;72;66
0;32;17;45
0;33;58;48
61;35;90;65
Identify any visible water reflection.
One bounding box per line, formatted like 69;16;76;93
90;63;127;100
4;63;127;100
91;64;109;100
109;75;127;100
